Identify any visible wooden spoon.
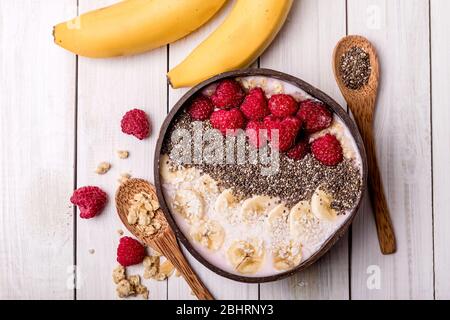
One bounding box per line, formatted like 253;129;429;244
332;35;396;254
116;178;214;300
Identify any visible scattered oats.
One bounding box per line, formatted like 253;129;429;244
117;150;129;159
95;162;111;175
113;265;126;284
118;173;131;185
88;249;95;255
117;229;124;236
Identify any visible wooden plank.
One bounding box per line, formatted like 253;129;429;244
259;0;350;300
348;0;434;299
431;0;450;300
0;0;76;299
166;0;259;300
76;0;168;300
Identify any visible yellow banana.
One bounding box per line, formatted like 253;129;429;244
53;0;227;58
168;0;293;88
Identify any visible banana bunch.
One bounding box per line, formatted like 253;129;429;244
54;0;293;88
227;240;265;274
190;220;225;251
53;0;227;58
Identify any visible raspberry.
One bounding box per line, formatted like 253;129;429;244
246;121;267;148
287;140;310;160
116;236;146;267
211;79;245;109
210;109;246;135
268;94;299;117
70;186;107;219
121;109;150;140
264;116;302;152
240;88;269;121
187;95;214;121
297;100;333;133
311;134;343;166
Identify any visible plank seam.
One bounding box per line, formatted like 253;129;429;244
73;0;80;301
428;0;436;301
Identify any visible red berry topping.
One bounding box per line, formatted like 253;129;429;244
121;109;150;140
264;115;302;152
246;121;267;148
268;94;299;117
210;109;246;135
187;95;214;121
211;79;245;109
70;186;107;219
297;100;333;133
240;87;269;121
311;134;343;166
287;140;310;160
116;236;146;267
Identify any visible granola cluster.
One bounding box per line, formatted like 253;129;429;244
113;265;149;300
127;192;162;236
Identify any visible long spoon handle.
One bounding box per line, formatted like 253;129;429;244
351;102;397;255
152;230;214;300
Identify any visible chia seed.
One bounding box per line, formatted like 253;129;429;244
340;46;371;90
162;112;363;214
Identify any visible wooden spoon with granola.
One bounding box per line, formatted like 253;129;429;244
116;178;214;300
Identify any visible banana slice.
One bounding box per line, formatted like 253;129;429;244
273;240;303;271
289;201;313;238
266;204;289;231
214;189;236;216
311;187;337;221
227;240;265;274
197;174;219;195
160;154;196;184
190;220;225;251
241;196;272;224
173;189;205;221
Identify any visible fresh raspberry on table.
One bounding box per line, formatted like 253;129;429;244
121;109;150;140
240;87;269;121
268;94;299;117
311;134;343;166
210;108;246;135
245;120;267;149
116;236;146;267
287;140;310;161
70;186;107;219
187;95;214;121
211;79;245;109
297;100;333;133
264;115;302;152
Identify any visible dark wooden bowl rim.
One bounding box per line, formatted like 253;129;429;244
154;68;368;284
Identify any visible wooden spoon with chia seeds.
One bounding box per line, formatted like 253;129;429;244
116;178;214;299
332;35;396;255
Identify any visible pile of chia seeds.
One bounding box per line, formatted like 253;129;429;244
340;46;372;90
162;112;362;213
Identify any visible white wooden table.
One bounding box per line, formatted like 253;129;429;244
1;0;449;300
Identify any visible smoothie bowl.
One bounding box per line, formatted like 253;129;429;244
154;69;367;283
